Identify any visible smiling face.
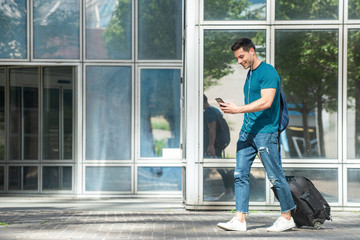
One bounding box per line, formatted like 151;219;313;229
233;47;255;69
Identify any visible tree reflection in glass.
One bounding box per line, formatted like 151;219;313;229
86;0;131;59
275;0;338;20
275;30;338;158
140;69;181;158
348;0;360;19
347;30;360;159
33;0;79;59
0;0;27;58
204;0;266;21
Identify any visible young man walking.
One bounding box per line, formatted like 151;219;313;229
217;38;296;232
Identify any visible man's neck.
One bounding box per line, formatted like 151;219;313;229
251;57;262;70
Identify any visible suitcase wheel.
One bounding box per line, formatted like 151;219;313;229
313;221;322;230
295;223;302;228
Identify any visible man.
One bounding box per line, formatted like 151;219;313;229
217;38;296;232
203;95;234;199
203;94;223;158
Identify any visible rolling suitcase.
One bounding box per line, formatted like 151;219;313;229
273;176;332;229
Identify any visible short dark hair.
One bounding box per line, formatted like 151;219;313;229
203;94;208;103
231;38;256;52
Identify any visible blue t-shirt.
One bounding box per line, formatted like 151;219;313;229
241;62;280;133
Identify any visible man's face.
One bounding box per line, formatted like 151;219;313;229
233;47;254;69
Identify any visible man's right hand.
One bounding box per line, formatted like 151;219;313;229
220;102;242;114
207;145;216;157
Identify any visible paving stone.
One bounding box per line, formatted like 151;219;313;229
0;210;360;239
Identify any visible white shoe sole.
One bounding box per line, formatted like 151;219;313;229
266;224;295;232
217;223;246;231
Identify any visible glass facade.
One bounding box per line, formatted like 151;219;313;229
43;67;73;160
204;0;266;21
85;0;132;60
197;0;360;209
347;29;360;159
42;166;72;190
203;167;265;202
138;0;182;59
275;0;338;20
0;0;27;59
137;167;182;191
347;168;360;203
33;0;80;59
140;69;181;158
9;68;39;161
0;69;4;160
0;165;4;191
85;166;131;192
86;66;132;160
275;30;338;159
0;0;359;210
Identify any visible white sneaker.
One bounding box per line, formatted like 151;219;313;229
266;216;295;232
217;217;247;231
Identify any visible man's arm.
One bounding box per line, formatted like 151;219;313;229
207;121;216;156
220;88;276;114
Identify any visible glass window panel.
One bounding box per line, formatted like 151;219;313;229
43;166;72;190
8;166;38;190
137;167;181;191
140;69;181;158
0;166;4;191
347;168;360;203
138;0;182;60
33;0;80;59
283;168;338;203
203;167;266;202
347;29;360;159
9;166;21;190
86;0;131;59
9;68;39;160
85;166;131;191
275;0;338;20
275;30;338;159
23;166;38;190
63;89;73;159
348;0;360;19
0;0;27;58
203;30;265;159
204;0;266;21
43;67;73;160
182;167;186;200
0;69;4;160
86;66;132;160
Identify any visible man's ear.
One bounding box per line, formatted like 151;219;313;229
250;48;255;56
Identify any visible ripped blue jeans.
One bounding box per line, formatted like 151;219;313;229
234;130;296;213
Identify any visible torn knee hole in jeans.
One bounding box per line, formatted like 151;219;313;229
269;179;277;185
258;147;269;154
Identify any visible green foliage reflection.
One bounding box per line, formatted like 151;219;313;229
347;30;360;157
203;30;265;89
204;0;265;20
275;30;338;157
275;0;338;20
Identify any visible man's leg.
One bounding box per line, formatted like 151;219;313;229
234;132;257;216
217;131;257;231
254;132;296;232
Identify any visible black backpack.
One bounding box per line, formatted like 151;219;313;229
209;108;230;150
279;87;289;133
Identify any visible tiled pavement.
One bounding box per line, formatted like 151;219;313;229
0;198;360;240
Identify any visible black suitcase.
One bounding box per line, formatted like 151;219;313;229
272;176;332;229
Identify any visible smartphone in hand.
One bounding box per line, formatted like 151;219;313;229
215;97;224;104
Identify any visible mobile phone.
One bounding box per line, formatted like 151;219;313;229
215;97;224;104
